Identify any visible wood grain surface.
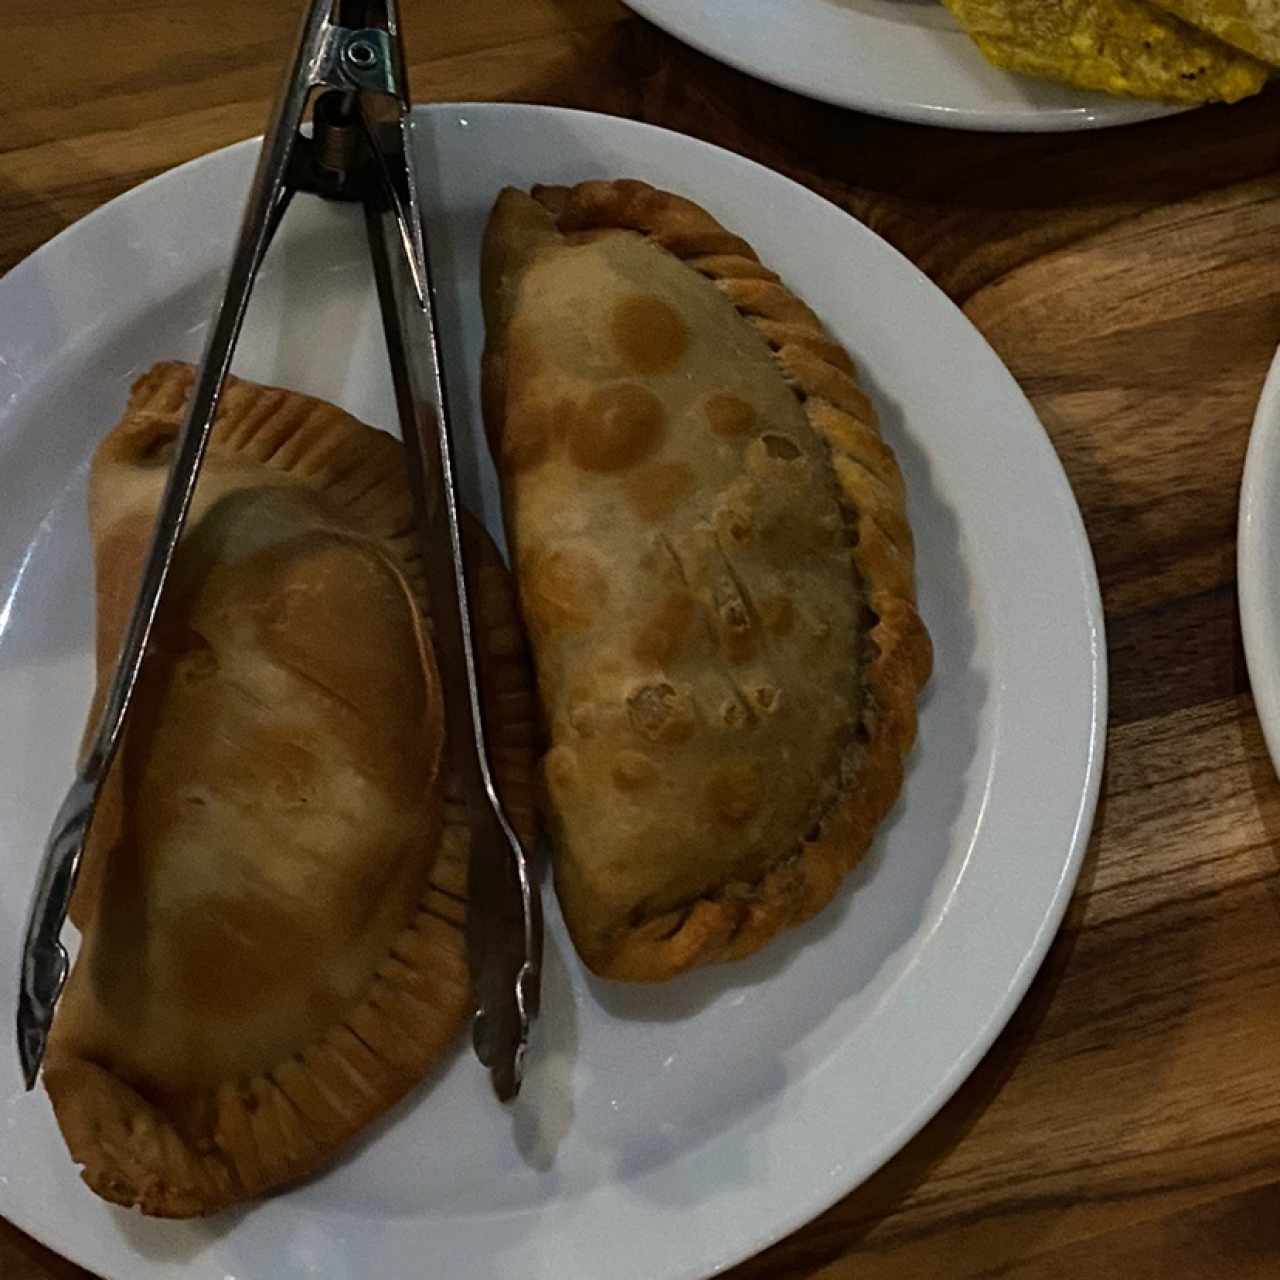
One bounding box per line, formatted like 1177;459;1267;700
4;3;1280;1277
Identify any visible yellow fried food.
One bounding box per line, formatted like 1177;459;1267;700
942;0;1270;102
1147;0;1280;65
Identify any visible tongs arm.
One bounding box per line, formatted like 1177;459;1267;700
354;76;541;1102
14;0;333;1091
17;0;542;1104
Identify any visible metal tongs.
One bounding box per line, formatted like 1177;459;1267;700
16;0;541;1101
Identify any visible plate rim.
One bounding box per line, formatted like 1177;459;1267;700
625;0;1186;132
1238;345;1280;769
0;101;1108;1280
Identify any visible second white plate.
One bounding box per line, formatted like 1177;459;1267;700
0;104;1105;1280
1239;347;1280;772
628;0;1184;131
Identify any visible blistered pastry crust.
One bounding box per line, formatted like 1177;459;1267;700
483;181;931;981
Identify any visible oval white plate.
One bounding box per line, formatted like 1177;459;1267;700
1239;348;1280;769
0;105;1105;1280
628;0;1184;131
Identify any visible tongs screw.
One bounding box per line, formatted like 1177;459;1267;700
345;38;378;69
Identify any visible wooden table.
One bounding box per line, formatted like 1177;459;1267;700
5;3;1280;1277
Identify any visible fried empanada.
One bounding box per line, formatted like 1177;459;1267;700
481;181;931;981
43;362;536;1215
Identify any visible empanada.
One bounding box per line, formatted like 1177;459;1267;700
482;181;931;981
44;362;536;1215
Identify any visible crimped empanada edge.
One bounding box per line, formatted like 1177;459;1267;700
491;180;933;981
45;365;539;1215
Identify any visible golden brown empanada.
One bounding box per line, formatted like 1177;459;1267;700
482;181;931;981
44;362;536;1215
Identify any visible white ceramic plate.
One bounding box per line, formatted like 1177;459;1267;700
628;0;1183;131
0;104;1105;1280
1239;348;1280;770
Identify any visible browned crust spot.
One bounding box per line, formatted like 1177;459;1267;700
527;181;933;981
46;364;540;1214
